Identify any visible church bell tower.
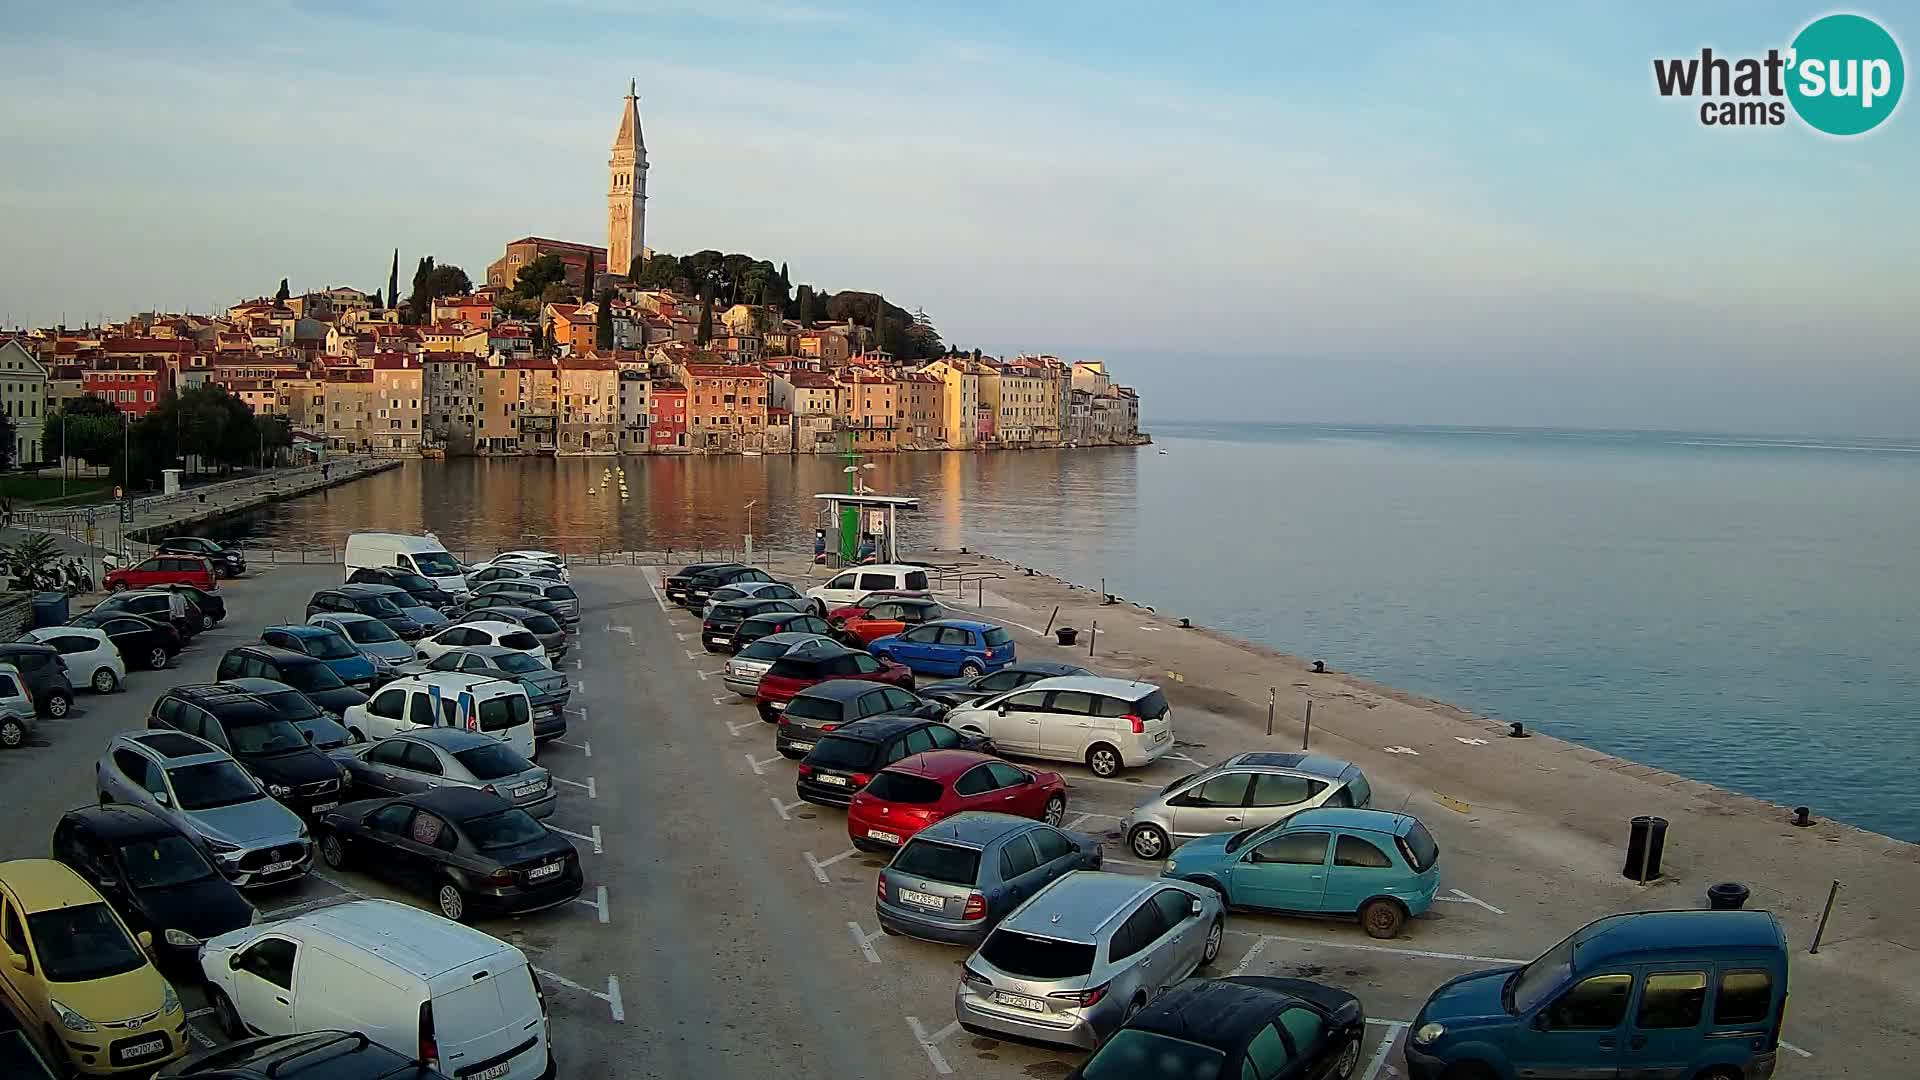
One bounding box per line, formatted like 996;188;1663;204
608;79;648;282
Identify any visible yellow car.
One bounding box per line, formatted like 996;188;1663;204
0;859;186;1075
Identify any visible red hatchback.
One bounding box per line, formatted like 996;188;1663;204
824;590;935;627
105;554;219;593
756;645;915;722
846;750;1067;853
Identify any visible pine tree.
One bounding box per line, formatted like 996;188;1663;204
697;287;714;345
388;249;400;310
275;279;290;302
582;258;596;302
595;291;614;350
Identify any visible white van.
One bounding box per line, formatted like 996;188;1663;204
804;564;932;615
343;673;537;760
346;532;470;598
199;899;553;1080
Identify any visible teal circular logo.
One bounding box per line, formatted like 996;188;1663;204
1787;14;1904;135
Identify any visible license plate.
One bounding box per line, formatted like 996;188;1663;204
898;888;944;910
789;741;814;752
867;829;900;844
993;991;1045;1012
1153;729;1170;742
516;780;549;796
473;1062;511;1080
815;773;848;786
768;701;786;711
710;635;730;645
261;860;295;875
310;801;338;813
528;862;562;880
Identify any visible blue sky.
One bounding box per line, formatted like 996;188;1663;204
2;2;1915;433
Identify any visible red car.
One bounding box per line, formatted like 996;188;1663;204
838;597;945;646
756;645;915;722
824;589;935;627
846;750;1067;853
105;554;219;593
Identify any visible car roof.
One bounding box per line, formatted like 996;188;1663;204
451;619;526;633
285;899;517;979
757;632;836;647
1573;910;1783;965
794;678;876;701
266;623;334;637
829;716;926;742
743;611;809;624
237;644;321;665
313;611;380;624
340;583;407;596
411;786;513;819
885;749;995;781
1284;808;1415;835
0;641;57;653
1003;871;1154;937
926;618;996;632
451;645;520;660
221;677;298;696
472;605;546;621
837;563;922;575
0;858;102;911
60;803;176;842
127;730;229;764
1019;675;1160;697
675;562;733;573
912;811;1045;849
1004;661;1085;676
392;728;499;751
1220;752;1355;779
402;672;517;693
1128;977;1304;1051
865;596;940;610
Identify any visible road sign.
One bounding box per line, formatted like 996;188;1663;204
118;501;133;524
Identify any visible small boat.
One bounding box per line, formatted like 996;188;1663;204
741;450;762;457
1158;449;1168;455
587;487;597;494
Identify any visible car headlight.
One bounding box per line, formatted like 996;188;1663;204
49;999;96;1032
248;905;263;925
268;783;291;797
297;823;311;841
202;835;241;855
162;983;181;1014
1413;1022;1446;1046
1165;860;1178;873
163;928;201;948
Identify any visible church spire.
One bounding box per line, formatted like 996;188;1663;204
608;80;649;280
613;78;643;151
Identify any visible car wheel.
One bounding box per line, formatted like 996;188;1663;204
0;716;25;749
1128;825;1170;860
147;647;169;670
1122;995;1147;1024
1334;1035;1362;1079
44;691;72;719
1085;743;1121;777
209;987;245;1039
91;667;119;693
347;728;366;744
812;600;828;617
97;791;113;805
437;883;468;922
1691;1070;1741;1080
1440;1065;1497;1080
200;613;214;630
1043;794;1067;826
110;580;130;592
1200;916;1224;966
1360;898;1407;939
319;831;348;870
959;660;984;677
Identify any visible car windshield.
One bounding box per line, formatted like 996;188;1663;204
278;661;346;692
413;551;462;576
26;903;148;983
864;772;944;804
1082;1031;1224;1080
455;743;533;779
737;639;792;660
1510;933;1577;1014
520;615;561;635
807;736;878;770
462;808;547;850
168;760;263;810
495;653;546;674
228;719;309;755
303;633;358;660
784;695;841;723
1398;821;1439;872
499;631;541;651
295;714;351;745
891;839;980;886
360;596;406;617
343;619;399;644
478;694;531;732
390;571;435;592
546;585;577;600
260;689;321;722
980;930;1096;979
1136;690;1170;719
118;835;217;890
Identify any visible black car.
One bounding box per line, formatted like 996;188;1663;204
684;564;776;609
775;679;947;758
1069;977;1364;1080
455;593;573;625
216;646;371;717
50;804;255;970
316;788;582;922
796;716;995;807
919;661;1096;706
701;598;807;653
70;611;181;670
0;642;75;718
159;582;227;627
92;590;198;641
219;677;355;750
664;562;736;606
156;536;246;578
735;611;835;652
306;587;424;640
149;685;351;815
158;1031;449;1079
346;566;457;611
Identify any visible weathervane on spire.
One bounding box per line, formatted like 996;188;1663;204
628;77;636;98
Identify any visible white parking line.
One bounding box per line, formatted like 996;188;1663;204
771;797;807;820
574;884;610;924
186;1022;218;1049
1101;856;1158;870
550;824;603;854
568;658;584;669
697;668;727;680
727;719;760;737
606;624;633;639
684;648;701;661
712;694;732;705
572;678;588;695
906;1016;958;1075
1229;936;1270;976
805;848;859;884
1436;888;1504;915
1228;931;1527;966
1166;752;1208;767
564;705;588;718
308;869;365;898
847;921;885;964
745;752;785;775
553;738;592;757
644;572;668;612
1780;1039;1813;1058
533;966;625;1023
553;775;596;798
1361;1020;1410;1080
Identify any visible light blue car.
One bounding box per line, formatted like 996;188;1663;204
1162;807;1440;939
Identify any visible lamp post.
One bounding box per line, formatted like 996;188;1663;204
744;499;756;560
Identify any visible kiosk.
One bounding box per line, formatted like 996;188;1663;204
813;493;919;565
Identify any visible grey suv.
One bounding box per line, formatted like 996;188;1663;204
1121;751;1373;860
0;642;75;718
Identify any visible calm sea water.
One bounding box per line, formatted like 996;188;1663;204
202;425;1920;841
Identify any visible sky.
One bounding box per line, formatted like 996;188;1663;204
2;2;1915;434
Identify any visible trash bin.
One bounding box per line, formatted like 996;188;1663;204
1623;815;1668;881
1707;882;1750;910
1056;627;1078;646
31;591;69;628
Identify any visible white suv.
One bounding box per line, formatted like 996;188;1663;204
944;676;1173;777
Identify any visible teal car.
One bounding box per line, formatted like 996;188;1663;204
1162;807;1440;939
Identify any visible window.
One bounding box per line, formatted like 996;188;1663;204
954;766;996;797
370;689;406;718
849;654;883;675
938;627;973;647
1335;834;1395;868
1250;831;1329;866
401;742;444;775
1546;973;1633;1030
1044;690;1094;714
238;938;297;990
1637;972;1708;1029
902;727;934;755
1;899;29;972
1397;822;1440;873
1248;774;1322;808
368;741;409;767
409;692;439;727
1242;1023;1291;1080
1151;888;1193;928
986;762;1028;789
998;834;1040;879
1172;773;1251;808
1714;971;1774;1025
1029;828;1074;864
925;725;962;750
1109;901;1167;962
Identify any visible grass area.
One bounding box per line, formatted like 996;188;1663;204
1;473;115;504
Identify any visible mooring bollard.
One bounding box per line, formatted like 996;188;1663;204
1301;698;1312;749
1809;880;1840;953
1087;620;1097;657
1791;806;1815;828
1624;815;1669;883
1706;882;1750;910
1509;721;1530;738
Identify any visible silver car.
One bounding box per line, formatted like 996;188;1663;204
473;579;580;625
95;730;312;888
418;645;570;714
954;871;1224;1049
1121;751;1374;860
331;728;556;818
722;632;840;696
701;580;804;620
307;611;415;676
0;661;37;749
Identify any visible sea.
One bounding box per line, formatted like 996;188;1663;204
198;423;1920;842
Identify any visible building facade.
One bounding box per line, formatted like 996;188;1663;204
0;340;48;463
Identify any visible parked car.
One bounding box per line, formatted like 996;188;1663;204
722;632;840;697
836;597;946;646
474;580;579;626
345;582;449;633
198;899;553;1078
19;626;126;694
775;679;945;758
699;580;803;620
946;676;1173;778
1123;752;1375;860
454;592;574;626
919;661;1093;708
258;624;378;691
1406;910;1791;1080
69;612;180;671
848;751;1067;853
147;685;351;816
95;731;312;889
682;565;776;610
414;620;547;665
0;859;188;1074
218;678;353;751
155;536;245;578
877;813;1104;946
50;804;255;970
342;532;470;599
300;613;413;680
805;564;934;616
315;790;580;920
158;1030;452;1079
1068;976;1366;1080
663;562;736;606
433;606;567;661
468;564;566;587
733;611;836;652
215;646;370;718
1163;808;1441;938
417;646;569;740
106;554;218;593
332;729;554;819
345;566;456;611
755;645;917;722
343;674;536;761
0;643;74;718
0;664;38;750
305;587;423;641
869;619;1016;678
822;588;936;627
701;598;807;653
92;589;196;641
157;583;227;628
795;716;994;807
955;872;1226;1049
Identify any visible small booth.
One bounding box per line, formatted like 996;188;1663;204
813;493;919;565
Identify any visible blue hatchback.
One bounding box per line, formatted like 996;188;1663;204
867;619;1015;677
1162;808;1441;939
258;624;378;691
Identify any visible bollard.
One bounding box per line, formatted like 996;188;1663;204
1509;721;1530;738
1301;698;1312;750
1311;660;1326;674
1087;620;1097;658
1809;880;1840;953
1266;688;1275;736
1044;606;1059;635
1179;617;1191;628
1055;627;1078;647
1706;882;1750;911
1624;816;1668;883
1791;806;1814;828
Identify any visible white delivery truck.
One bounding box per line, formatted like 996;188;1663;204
345;532;470;598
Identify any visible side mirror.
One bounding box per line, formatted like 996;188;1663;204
304;730;316;743
8;954;25;972
136;930;154;951
997;705;1008;716
96;876;120;891
229;952;243;971
153;791;170;806
1531;1013;1550;1032
1190;899;1204;917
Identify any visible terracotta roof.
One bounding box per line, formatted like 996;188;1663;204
371;355;417;370
103;337;190;353
789;372;838;389
558;356;617;371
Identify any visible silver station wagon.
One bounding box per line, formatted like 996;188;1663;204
1122;751;1373;860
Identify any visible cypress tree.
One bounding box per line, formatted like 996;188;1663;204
582;257;596;302
275;278;289;302
595;292;614;350
388;249;399;310
697;287;714;345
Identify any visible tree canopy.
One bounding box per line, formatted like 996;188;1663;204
403;257;471;323
513;254;571;304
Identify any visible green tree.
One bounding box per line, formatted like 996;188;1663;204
388;249;400;311
795;285;818;324
696;287;714;345
0;412;15;470
582;257;596;302
370;288;383;309
405;261;472;323
539;282;573;305
275;278;290;302
513;254;571;303
594;291;614;350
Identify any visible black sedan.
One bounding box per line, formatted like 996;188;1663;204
702;598;806;653
91;590;198;641
69;611;182;670
455;592;572;625
918;660;1095;707
664;562;736;606
796;716;994;807
159;582;227;627
50;804;255;972
156;535;245;578
1068;976;1364;1080
316;788;581;922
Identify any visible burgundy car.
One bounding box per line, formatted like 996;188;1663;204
755;645;915;722
847;750;1067;853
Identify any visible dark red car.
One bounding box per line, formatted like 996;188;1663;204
824;589;935;627
755;645;915;722
105;554;219;593
846;750;1067;853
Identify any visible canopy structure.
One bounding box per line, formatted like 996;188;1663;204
813;493;919;565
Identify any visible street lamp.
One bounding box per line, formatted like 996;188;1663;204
744;499;756;545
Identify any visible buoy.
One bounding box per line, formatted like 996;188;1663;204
587;488;596;495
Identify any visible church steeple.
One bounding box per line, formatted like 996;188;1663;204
608;80;648;281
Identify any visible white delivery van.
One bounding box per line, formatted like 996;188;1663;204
804;564;932;615
346;532;470;598
200;899;553;1080
344;673;537;760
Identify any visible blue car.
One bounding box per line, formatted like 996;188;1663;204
1162;808;1441;939
867;619;1015;677
258;624;379;691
